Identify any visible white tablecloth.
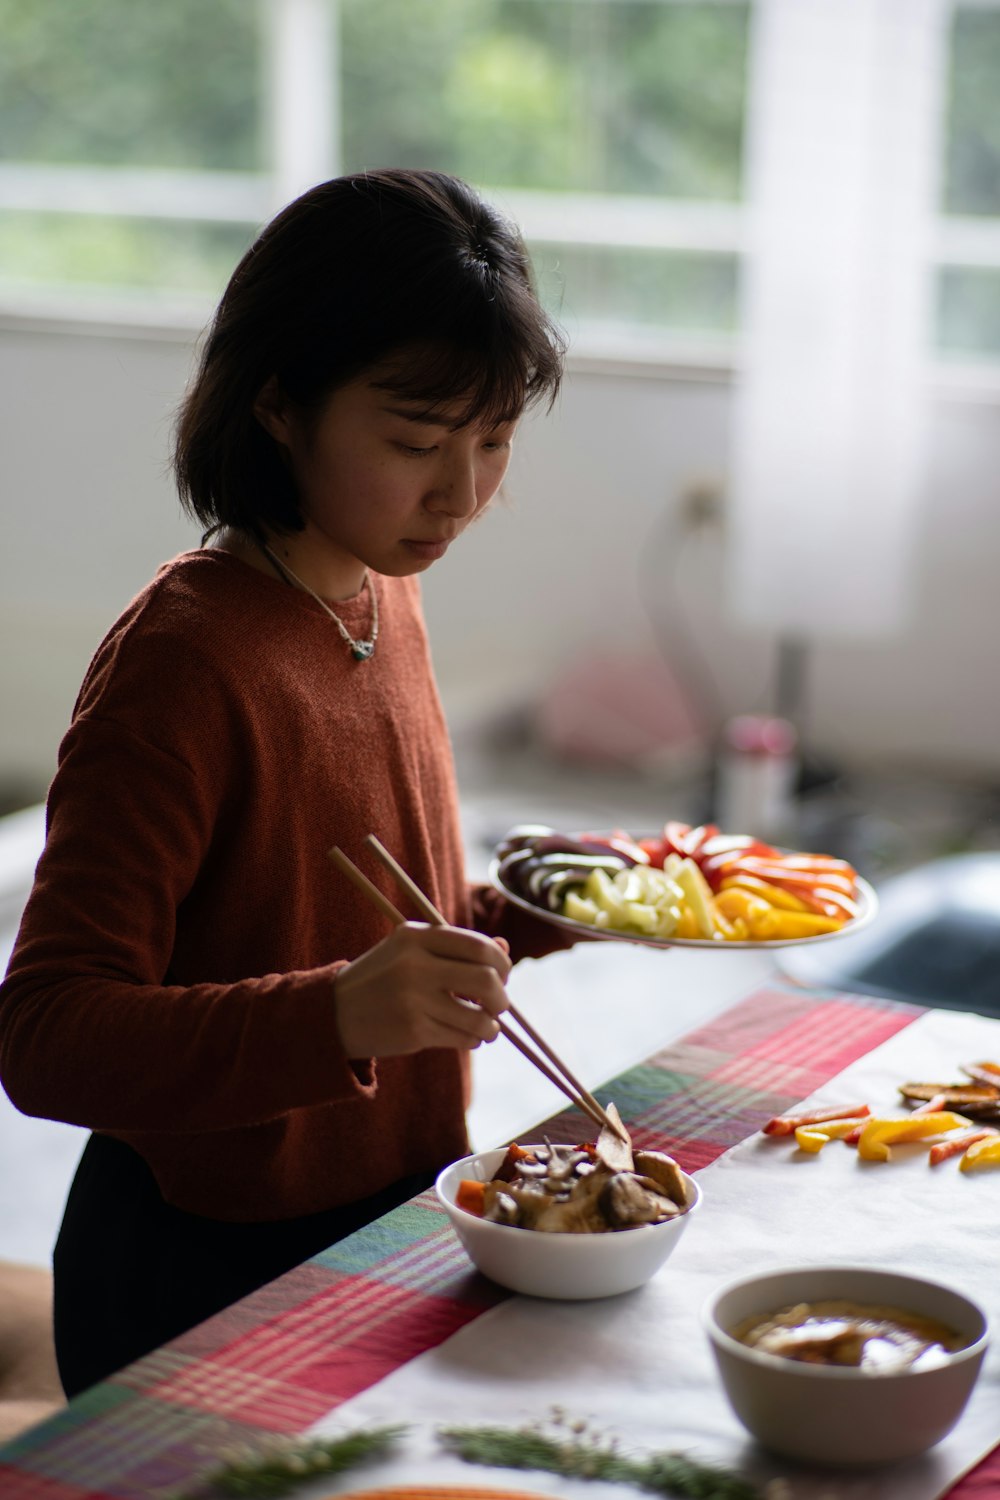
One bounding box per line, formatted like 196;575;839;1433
299;1006;1000;1500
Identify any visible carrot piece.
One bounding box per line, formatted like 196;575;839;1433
455;1179;487;1216
495;1142;535;1182
762;1103;871;1136
930;1129;997;1166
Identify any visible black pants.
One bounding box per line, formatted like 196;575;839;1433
53;1133;435;1398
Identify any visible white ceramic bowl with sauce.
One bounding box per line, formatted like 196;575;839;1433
703;1266;989;1466
435;1145;701;1300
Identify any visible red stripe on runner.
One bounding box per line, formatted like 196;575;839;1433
708;995;917;1090
0;1469;83;1500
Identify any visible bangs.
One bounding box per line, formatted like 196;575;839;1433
369;344;532;430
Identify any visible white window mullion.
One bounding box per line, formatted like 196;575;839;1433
263;0;339;213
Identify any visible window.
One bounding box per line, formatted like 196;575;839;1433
0;0;262;306
937;2;1000;363
0;0;998;372
0;0;748;352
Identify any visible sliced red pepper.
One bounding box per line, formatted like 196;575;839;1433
929;1129;996;1166
700;834;779;862
910;1093;949;1117
637;836;668;868
663;821;695;858
763;1103;871;1136
663;821;718;859
734;859;857;897
778;855;857;878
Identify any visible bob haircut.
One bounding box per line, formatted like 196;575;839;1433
174;168;565;536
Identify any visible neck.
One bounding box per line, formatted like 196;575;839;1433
216;528;367;601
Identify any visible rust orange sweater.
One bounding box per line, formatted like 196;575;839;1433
0;551;555;1221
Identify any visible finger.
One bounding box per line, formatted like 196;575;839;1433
412;923;512;980
428;993;502;1045
452;972;512;1020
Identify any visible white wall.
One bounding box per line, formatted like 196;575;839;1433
2;318;999;802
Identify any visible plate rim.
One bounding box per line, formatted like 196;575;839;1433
488;836;878;951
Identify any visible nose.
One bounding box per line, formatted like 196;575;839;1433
426;451;480;520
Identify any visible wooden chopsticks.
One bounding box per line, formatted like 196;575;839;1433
328;835;627;1142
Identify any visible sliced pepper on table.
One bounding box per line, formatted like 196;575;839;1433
763;1103;870;1137
929;1129;998;1166
857;1112;972;1162
958;1136;1000;1172
795;1117;875;1153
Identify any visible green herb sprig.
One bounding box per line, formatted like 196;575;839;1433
175;1424;405;1498
439;1413;760;1500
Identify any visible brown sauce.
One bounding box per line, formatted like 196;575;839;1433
733;1299;965;1372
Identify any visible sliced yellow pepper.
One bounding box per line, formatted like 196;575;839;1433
719;876;812;913
857;1112;971;1162
714;886;842;939
959;1136;1000;1172
674;905;701;940
794;1117;869;1153
710;908;743;941
714;887;772;924
749;910;845;940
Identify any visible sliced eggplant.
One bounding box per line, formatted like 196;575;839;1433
899;1082;1000;1114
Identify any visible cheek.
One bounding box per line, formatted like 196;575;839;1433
478;455;511;506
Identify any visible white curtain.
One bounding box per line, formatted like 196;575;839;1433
726;0;949;642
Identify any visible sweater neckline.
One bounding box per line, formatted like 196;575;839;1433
182;547;378;627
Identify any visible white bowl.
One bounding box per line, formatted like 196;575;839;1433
435;1145;701;1300
703;1266;989;1466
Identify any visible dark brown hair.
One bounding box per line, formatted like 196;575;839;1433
173;168;565;535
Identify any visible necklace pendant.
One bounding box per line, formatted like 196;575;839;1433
351;640;375;661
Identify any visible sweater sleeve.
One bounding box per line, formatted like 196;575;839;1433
0;712;376;1136
469;881;580;964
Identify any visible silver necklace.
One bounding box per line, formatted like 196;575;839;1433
260;542;379;661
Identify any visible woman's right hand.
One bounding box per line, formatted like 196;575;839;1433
332;922;511;1059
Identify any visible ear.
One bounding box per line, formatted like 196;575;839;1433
253;375;293;443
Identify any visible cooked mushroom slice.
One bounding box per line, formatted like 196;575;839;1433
539;1145;590;1184
531;1170;612;1234
633;1149;688;1207
596;1102;634;1174
599;1171;675;1229
482;1184;520;1226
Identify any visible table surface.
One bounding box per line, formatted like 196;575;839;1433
1;979;997;1500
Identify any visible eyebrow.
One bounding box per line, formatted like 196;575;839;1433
380;403;453;426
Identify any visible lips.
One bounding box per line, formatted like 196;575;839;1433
402;536;454;559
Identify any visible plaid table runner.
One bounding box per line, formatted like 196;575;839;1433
3;980;993;1500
